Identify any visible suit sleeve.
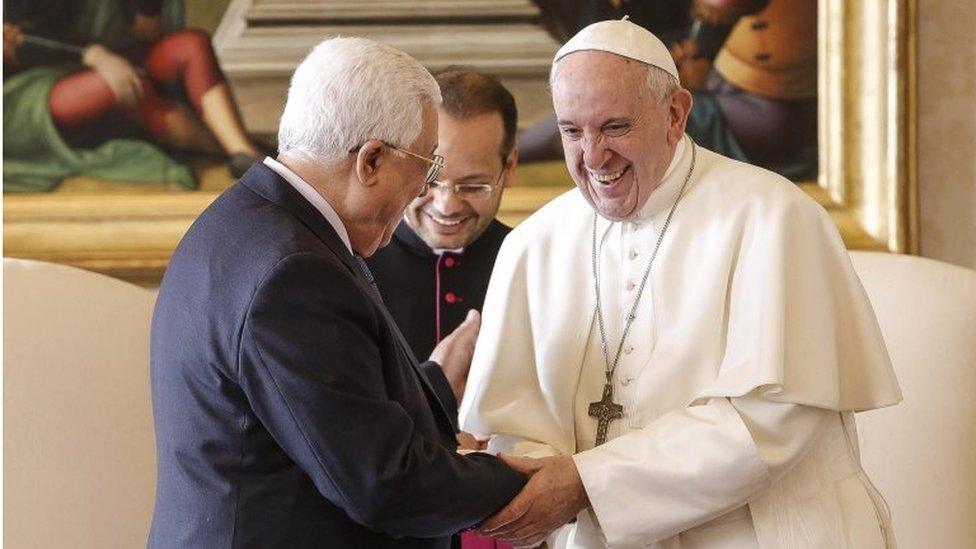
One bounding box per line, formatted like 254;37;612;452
419;361;460;432
237;253;524;538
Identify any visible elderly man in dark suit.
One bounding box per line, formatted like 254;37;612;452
148;37;525;548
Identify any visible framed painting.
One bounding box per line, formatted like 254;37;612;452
3;0;916;286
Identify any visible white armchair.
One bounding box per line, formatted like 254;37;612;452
3;259;157;548
851;251;976;548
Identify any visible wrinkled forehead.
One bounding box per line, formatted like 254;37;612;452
551;53;647;122
551;50;647;90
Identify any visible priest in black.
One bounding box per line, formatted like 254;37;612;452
369;68;519;361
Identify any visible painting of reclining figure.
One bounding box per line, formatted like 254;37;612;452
3;0;815;195
2;0;914;276
2;0;261;193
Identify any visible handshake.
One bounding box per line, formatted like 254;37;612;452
434;311;591;548
468;450;590;548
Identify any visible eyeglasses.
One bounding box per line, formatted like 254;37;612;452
349;140;445;197
427;166;505;201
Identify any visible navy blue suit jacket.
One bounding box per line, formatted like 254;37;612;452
148;163;524;548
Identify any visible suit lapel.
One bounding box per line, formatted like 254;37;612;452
241;163;360;275
241;164;457;436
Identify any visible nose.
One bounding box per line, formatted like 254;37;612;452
431;184;466;216
581;131;611;169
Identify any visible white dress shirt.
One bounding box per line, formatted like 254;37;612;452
263;156;353;254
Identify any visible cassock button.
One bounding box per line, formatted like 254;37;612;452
629;250;640;260
626;281;636;291
624;345;635;354
444;257;456;268
444;292;461;304
621;376;633;386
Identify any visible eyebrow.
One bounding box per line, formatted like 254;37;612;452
556;117;633;127
454;173;495;183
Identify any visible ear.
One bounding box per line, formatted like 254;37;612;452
668;88;693;146
501;145;519;189
354;139;385;187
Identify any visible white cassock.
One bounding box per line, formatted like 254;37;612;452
459;136;902;549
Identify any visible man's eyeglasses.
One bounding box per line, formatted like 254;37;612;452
427;167;505;201
349;141;445;197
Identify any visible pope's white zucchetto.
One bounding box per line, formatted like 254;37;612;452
553;17;680;82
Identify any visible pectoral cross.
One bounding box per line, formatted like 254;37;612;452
588;383;624;446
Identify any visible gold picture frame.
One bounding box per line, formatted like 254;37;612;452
3;0;917;286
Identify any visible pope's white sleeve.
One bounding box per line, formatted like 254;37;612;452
572;394;832;547
729;396;834;483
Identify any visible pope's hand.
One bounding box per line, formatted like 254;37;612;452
477;455;589;548
429;309;480;404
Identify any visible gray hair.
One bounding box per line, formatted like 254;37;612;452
640;64;680;103
278;37;442;164
549;57;680;104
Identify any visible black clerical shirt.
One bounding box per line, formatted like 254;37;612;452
368;220;510;361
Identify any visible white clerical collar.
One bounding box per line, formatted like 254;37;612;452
434;247;465;255
263;156;353;254
632;134;693;221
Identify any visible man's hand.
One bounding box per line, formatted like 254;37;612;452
477;455;589;548
456;431;488;454
429;309;480;404
82;44;144;109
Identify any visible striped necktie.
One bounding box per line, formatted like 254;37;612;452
353;255;384;303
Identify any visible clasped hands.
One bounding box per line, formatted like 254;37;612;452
475;454;590;548
437;315;588;547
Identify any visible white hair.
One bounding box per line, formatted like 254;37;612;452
640;64;680;103
550;56;679;104
278;37;442;164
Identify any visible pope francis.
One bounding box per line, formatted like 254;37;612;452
459;19;902;549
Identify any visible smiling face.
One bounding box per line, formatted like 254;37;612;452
403;111;513;250
552;51;689;221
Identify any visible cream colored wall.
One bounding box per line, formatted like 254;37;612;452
917;0;976;270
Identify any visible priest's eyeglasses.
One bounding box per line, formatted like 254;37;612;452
427;168;505;201
349;141;445;197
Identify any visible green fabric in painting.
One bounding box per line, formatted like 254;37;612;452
3;67;196;192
